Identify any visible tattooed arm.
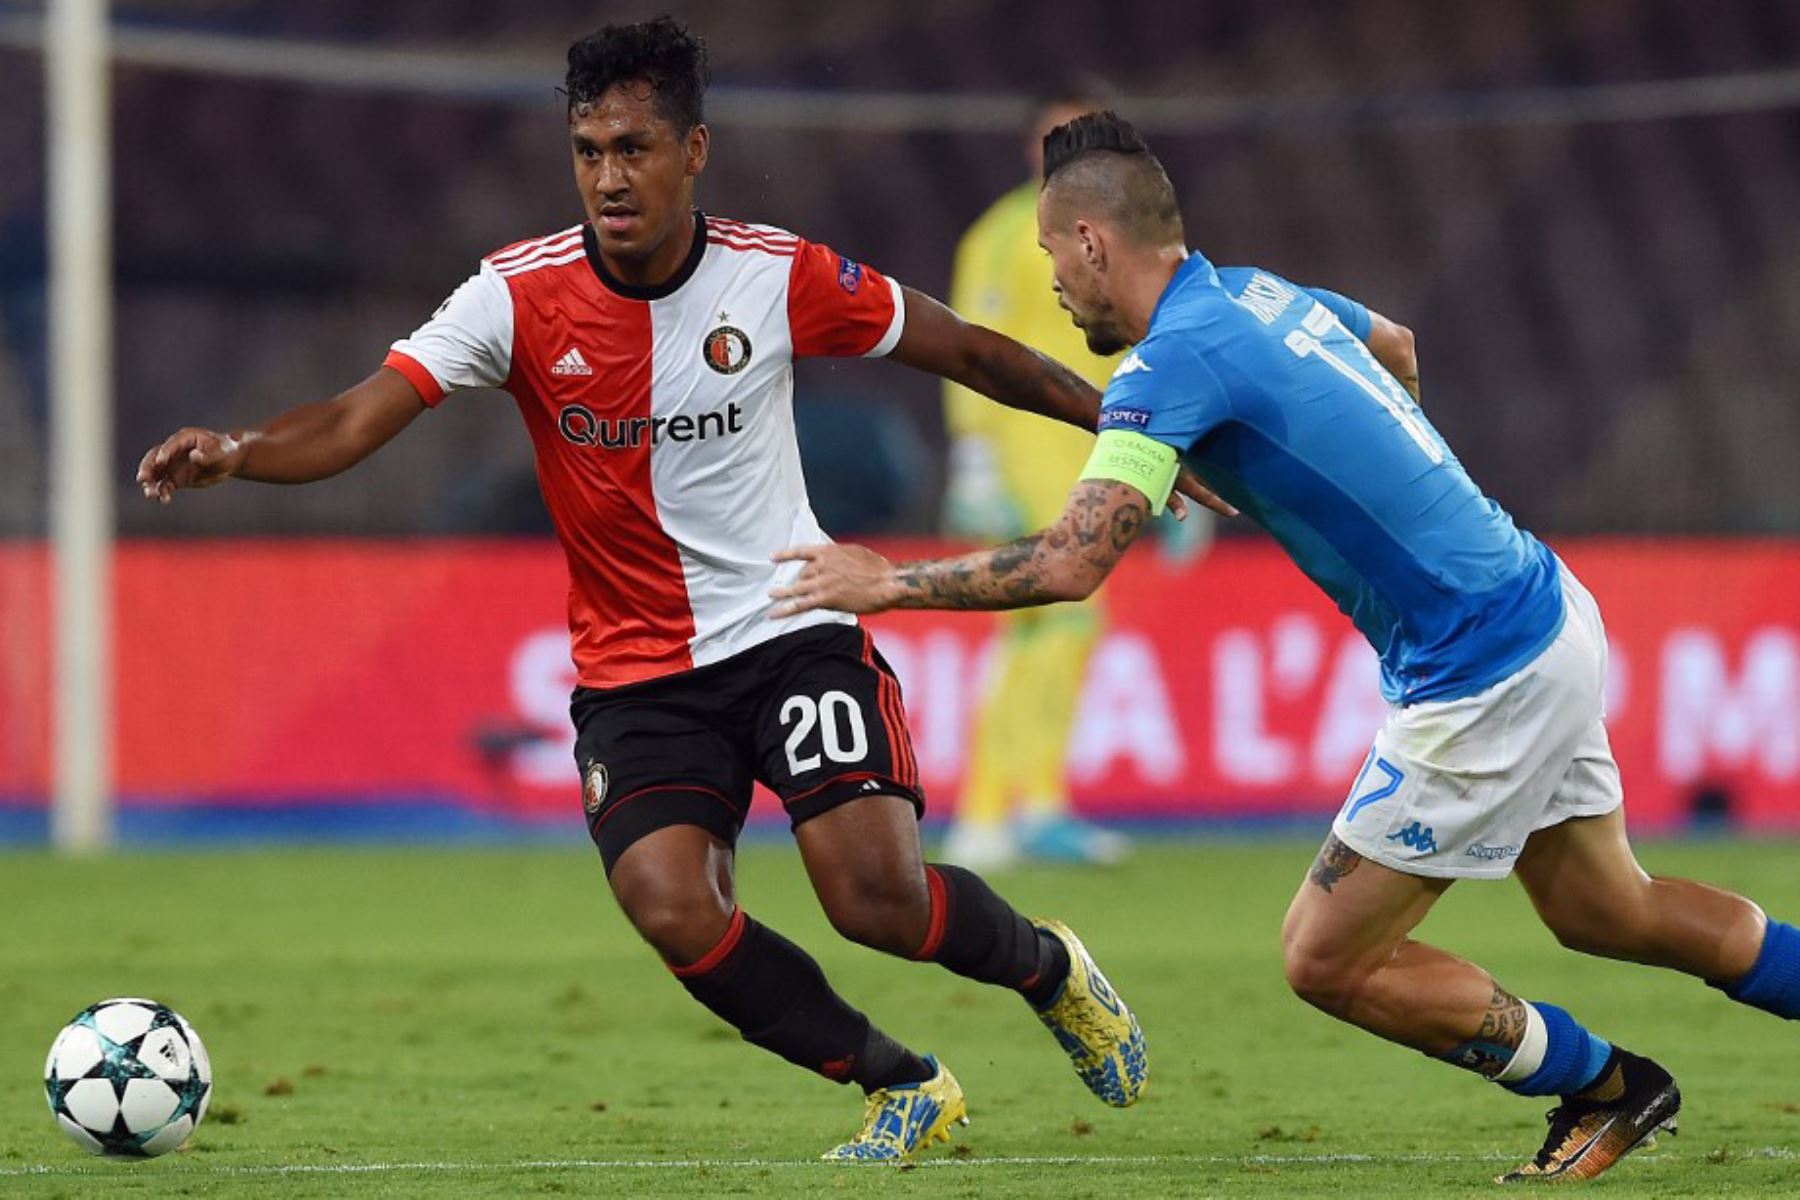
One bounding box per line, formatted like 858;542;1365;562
771;479;1151;615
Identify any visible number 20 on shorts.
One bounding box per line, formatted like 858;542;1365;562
780;691;870;775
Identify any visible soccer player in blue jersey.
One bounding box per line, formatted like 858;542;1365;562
773;111;1800;1183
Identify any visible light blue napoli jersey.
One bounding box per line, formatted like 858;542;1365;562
1099;254;1564;705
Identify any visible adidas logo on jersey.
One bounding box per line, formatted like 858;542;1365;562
551;347;593;377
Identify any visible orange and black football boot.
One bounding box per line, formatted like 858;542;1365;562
1498;1048;1680;1184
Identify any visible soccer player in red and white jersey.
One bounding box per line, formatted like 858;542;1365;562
134;18;1216;1161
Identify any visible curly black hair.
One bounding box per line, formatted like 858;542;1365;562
1042;110;1150;182
564;15;710;130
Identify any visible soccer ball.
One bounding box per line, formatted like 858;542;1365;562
43;998;213;1157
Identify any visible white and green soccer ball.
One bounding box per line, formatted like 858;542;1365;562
44;998;213;1157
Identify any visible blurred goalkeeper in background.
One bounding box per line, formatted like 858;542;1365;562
940;87;1209;869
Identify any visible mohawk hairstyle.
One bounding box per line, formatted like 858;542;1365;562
1042;110;1152;182
1041;110;1183;245
564;15;710;130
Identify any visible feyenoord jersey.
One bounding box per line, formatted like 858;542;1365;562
384;212;906;688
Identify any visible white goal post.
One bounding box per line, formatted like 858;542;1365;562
47;0;114;852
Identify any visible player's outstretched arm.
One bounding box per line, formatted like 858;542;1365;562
772;478;1152;616
888;286;1234;519
889;285;1102;434
136;367;427;503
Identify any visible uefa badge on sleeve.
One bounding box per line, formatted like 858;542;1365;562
583;761;609;818
702;326;752;375
837;257;863;294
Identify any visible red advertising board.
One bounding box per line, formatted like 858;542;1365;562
2;539;1797;833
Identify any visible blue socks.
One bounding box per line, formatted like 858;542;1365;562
1504;1003;1613;1098
1481;919;1798;1103
1718;919;1800;1020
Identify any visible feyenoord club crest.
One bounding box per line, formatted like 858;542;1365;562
582;760;609;817
703;325;752;375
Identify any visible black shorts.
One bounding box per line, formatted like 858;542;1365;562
570;624;925;874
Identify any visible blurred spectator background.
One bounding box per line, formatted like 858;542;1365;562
4;1;1800;844
4;0;1799;542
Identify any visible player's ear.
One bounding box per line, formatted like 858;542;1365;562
685;123;710;177
1075;219;1105;271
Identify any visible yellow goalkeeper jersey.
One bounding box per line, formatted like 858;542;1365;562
944;182;1120;529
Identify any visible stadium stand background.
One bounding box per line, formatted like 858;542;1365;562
2;0;1799;541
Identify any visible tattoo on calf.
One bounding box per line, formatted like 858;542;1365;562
1443;981;1530;1077
1306;835;1363;893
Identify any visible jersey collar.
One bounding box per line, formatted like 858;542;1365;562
1148;250;1213;330
582;210;708;301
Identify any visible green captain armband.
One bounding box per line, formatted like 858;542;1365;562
1079;429;1180;516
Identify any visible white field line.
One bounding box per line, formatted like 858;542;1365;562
2;1148;1794;1177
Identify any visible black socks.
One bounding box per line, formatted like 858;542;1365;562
913;864;1070;1007
668;863;1072;1097
671;910;932;1092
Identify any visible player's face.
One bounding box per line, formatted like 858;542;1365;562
1038;196;1130;356
570;83;708;272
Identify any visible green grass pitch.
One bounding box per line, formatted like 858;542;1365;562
2;838;1797;1197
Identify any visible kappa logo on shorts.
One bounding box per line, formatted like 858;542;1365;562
1386;821;1439;854
1465;842;1522;861
582;760;609;817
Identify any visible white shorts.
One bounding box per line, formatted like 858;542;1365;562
1329;568;1623;880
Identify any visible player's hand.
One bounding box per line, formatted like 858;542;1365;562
1172;467;1237;520
135;428;250;504
769;543;900;617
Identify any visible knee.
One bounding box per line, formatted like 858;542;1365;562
819;873;931;957
1281;939;1369;1018
612;879;733;965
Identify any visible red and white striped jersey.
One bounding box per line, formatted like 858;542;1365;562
383;212;906;688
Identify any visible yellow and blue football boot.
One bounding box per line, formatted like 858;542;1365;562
1032;918;1148;1107
820;1056;968;1163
